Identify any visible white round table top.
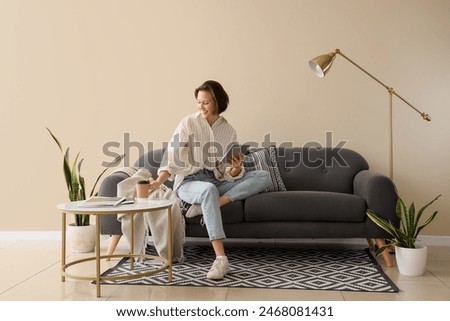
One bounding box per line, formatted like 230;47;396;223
57;199;173;214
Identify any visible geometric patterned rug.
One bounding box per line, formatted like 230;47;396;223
100;245;399;293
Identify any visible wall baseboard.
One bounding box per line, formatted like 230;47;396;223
0;231;61;240
0;231;113;241
417;235;450;246
0;231;449;246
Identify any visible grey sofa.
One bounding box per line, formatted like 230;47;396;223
99;147;398;266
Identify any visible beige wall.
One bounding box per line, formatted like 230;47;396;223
1;0;449;236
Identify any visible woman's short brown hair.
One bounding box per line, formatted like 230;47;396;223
194;80;229;114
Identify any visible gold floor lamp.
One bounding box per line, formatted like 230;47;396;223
308;49;431;180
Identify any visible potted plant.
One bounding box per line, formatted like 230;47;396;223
367;194;441;276
47;127;124;252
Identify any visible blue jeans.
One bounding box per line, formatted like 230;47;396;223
177;169;271;240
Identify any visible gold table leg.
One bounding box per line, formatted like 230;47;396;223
61;212;66;282
375;238;395;268
167;206;173;282
96;215;101;297
130;213;134;270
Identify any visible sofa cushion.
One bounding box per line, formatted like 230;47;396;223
244;191;367;223
276;147;369;193
244;146;286;192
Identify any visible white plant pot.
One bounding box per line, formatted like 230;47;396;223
67;223;96;253
395;244;428;276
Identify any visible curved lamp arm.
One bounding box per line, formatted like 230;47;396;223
309;48;431;121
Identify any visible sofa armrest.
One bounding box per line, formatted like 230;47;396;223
353;170;399;226
98;172;130;197
98;171;131;235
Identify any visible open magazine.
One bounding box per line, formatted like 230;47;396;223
79;196;135;207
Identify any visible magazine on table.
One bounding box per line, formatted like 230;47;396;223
79;196;135;207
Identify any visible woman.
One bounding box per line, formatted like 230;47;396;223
149;80;271;280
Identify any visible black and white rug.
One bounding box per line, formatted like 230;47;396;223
100;246;399;293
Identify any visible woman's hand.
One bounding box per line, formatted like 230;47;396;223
229;153;244;177
148;180;162;191
148;170;170;190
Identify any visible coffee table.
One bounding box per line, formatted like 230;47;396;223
57;199;174;297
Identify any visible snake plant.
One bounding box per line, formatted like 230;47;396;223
47;127;124;226
367;194;441;256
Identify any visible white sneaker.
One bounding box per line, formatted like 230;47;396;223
185;204;202;218
206;256;230;280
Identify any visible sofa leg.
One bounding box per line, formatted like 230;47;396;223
374;238;395;267
366;238;374;250
105;234;122;261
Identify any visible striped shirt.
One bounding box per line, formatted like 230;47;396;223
159;111;244;190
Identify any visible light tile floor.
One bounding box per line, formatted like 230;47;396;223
1;237;449;301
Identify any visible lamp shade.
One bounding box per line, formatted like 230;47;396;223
308;52;337;78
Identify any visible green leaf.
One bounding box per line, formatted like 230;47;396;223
82;214;90;226
46;127;64;153
405;201;415;238
77;158;86;200
415;195;441;227
79;176;86;200
89;154;125;197
62;149;73;193
375;244;395;257
367;210;399;236
415;211;438;238
396;197;407;232
70;152;81;201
